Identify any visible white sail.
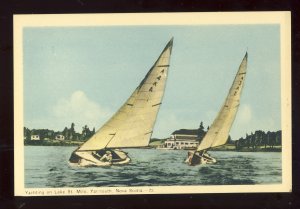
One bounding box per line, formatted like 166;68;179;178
78;38;173;151
197;53;248;151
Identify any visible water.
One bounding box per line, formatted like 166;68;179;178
25;146;282;188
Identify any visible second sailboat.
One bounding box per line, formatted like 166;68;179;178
186;53;248;166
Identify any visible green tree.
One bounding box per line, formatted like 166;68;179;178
62;127;69;140
275;131;282;145
24;127;31;142
70;123;75;140
227;135;234;144
81;125;92;140
199;121;204;131
235;138;242;150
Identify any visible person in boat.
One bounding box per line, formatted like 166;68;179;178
92;151;101;159
185;151;200;165
186;150;214;165
100;150;113;162
185;152;193;165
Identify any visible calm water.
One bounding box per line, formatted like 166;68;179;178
25;146;282;188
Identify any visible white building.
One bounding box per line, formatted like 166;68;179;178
159;128;203;150
163;134;199;149
31;135;40;140
55;134;65;140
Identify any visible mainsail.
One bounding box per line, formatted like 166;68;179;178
78;38;173;151
196;52;248;152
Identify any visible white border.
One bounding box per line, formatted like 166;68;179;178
14;12;291;196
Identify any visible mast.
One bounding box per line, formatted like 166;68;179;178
78;38;173;151
197;52;248;152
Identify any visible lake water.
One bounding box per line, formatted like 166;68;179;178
24;146;282;188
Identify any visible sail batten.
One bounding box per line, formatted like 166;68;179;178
197;53;248;152
78;38;173;151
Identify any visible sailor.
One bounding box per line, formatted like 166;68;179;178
185;151;195;165
100;151;113;162
188;154;193;165
92;151;101;159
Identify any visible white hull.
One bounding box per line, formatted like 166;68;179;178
69;149;131;167
69;156;131;167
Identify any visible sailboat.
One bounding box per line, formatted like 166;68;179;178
69;38;173;167
186;52;248;166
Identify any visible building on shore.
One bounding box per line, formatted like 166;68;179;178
30;135;40;141
55;134;65;141
159;129;204;150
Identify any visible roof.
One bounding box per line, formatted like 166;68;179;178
172;129;200;135
175;135;198;139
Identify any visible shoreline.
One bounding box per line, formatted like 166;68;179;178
210;147;282;152
24;141;282;152
24;140;83;146
209;144;282;152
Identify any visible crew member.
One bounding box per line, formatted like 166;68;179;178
100;151;113;162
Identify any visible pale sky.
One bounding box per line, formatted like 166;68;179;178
23;25;281;140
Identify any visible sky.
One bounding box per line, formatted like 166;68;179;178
23;25;281;140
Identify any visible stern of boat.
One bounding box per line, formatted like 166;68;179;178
185;151;217;166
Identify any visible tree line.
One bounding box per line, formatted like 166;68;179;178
198;122;281;149
24;123;95;142
235;130;282;150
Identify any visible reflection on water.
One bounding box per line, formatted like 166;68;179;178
25;146;282;188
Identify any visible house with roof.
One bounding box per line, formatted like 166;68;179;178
159;128;206;150
55;134;65;141
31;135;40;141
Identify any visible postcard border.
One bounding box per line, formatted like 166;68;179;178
13;12;292;196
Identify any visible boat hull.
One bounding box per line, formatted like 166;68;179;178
69;149;131;167
185;151;217;166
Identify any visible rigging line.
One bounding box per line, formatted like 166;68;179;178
104;133;117;149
